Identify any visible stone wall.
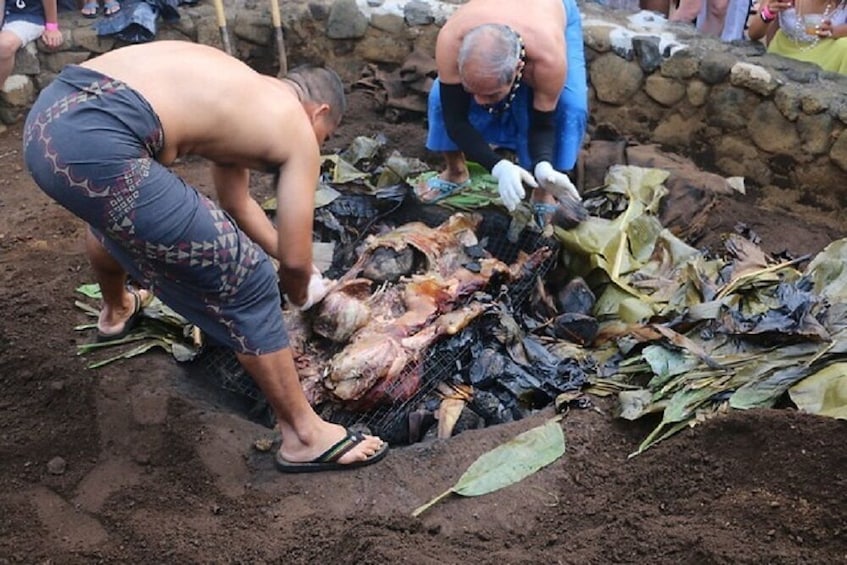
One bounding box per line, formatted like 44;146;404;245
3;0;847;205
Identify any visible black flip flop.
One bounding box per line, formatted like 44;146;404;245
95;288;149;343
275;429;389;473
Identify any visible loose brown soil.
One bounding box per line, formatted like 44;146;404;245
2;89;847;564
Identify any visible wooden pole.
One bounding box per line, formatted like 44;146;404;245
269;0;288;76
212;0;233;56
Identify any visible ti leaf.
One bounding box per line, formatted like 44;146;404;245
76;284;102;299
411;417;566;517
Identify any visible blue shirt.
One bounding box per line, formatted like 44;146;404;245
5;0;47;26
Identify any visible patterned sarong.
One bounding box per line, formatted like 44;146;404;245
23;65;287;355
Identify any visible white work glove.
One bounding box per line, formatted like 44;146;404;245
491;159;537;212
294;268;331;311
534;161;581;202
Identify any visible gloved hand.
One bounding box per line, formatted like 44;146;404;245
492;159;537;212
294;267;332;311
534;161;581;202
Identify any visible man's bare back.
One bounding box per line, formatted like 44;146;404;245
82;41;315;171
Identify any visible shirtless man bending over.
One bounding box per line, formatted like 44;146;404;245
23;40;387;473
421;0;589;228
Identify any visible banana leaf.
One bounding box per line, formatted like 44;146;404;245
74;285;200;368
729;365;810;409
338;135;384;166
642;344;701;389
631;386;718;455
789;362;847;418
555;166;698;321
76;284;102;299
406;162;501;212
411;417;566;517
805;238;847;301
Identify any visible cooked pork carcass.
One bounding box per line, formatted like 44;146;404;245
341;212;484;283
324;246;553;407
311;278;375;343
301;211;555;411
328;302;490;409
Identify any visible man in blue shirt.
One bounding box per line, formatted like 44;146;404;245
1;0;63;89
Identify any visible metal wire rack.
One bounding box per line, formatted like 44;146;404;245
191;202;559;441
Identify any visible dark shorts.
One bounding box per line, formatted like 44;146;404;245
23;65;288;355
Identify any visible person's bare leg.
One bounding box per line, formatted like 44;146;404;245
641;0;671;16
439;151;469;184
701;0;728;35
86;230;150;334
670;0;702;22
237;349;385;465
0;31;23;89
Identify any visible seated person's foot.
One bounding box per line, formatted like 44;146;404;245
81;0;99;17
415;173;470;204
104;0;120;15
275;423;388;473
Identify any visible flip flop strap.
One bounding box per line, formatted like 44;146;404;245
427;176;468;197
532;202;559;227
127;288;143;316
315;430;364;463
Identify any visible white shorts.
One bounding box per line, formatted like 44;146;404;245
1;19;45;45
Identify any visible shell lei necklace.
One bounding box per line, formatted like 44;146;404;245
484;34;527;115
793;0;833;50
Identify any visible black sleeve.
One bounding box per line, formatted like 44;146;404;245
440;82;502;172
528;108;556;169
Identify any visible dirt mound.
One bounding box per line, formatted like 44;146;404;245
2;90;847;562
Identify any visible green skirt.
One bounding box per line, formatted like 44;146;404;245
768;31;847;74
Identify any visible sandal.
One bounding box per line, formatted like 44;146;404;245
415;174;470;204
96;288;153;343
532;202;559;229
81;0;99;18
103;0;120;16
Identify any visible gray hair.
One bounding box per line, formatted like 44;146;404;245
286;65;347;125
457;24;522;86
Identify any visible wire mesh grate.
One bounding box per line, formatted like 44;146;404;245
191;209;559;441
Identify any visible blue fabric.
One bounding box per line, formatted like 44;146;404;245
426;0;588;172
23;65;288;355
4;0;46;25
94;0;185;43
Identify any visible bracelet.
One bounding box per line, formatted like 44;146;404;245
760;5;776;22
44;22;59;31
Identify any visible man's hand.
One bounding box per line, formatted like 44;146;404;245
294;267;332;311
492;159;537;212
534;161;581;202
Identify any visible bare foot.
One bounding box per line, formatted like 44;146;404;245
415;173;470;204
278;421;385;465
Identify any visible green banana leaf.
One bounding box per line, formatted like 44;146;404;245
789;362;847;418
406;162;502;212
806;238;847;301
411;418;566;517
74;284;200;369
